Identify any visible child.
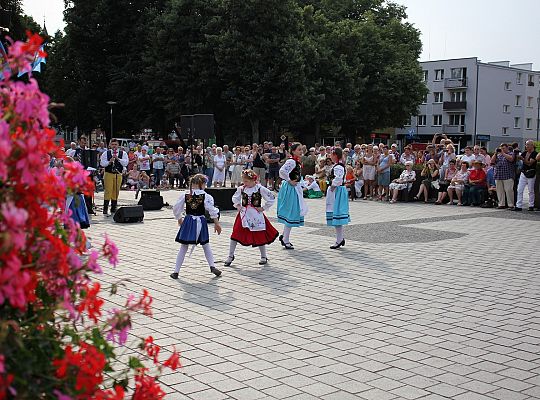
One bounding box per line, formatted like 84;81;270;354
344;165;356;200
315;159;327;194
354;160;364;200
224;169;278;266
326;148;350;249
170;174;222;278
303;175;323;198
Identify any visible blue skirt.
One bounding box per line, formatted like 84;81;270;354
175;216;210;245
326;186;350;226
69;194;90;229
277;181;304;227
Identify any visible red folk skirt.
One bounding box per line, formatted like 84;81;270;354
231;213;279;247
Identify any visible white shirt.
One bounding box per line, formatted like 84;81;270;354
100;148;129;170
138;154;151;170
461;154;475;166
330;164;345;187
214;154;226;169
66;148;77;157
172;189;219;220
306;180;321;192
232;184;275;211
152;153;165;169
232;184;275;231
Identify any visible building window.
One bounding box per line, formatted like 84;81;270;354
433;115;442;126
418;115;426;126
503;104;510;113
504;81;511;90
502;127;509;136
434;92;443;103
528;75;535;86
451;91;466;102
517;72;522;84
434;69;444;81
527;97;534;107
451;68;466;79
515;95;521;106
422;70;428;82
449;114;465;126
514;117;520;128
422;93;428;104
526;118;532;129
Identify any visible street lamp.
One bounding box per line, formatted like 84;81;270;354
106;101;117;144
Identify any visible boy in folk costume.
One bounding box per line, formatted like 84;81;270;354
224;170;279;266
170;174;223;279
276;143;308;250
326;147;350;249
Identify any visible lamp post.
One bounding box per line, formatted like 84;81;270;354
106;101;117;144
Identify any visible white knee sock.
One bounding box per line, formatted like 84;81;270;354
229;240;237;258
259;245;267;259
174;244;189;273
335;226;344;243
282;226;292;243
202;244;215;267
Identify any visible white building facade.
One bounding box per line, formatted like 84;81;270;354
396;57;540;150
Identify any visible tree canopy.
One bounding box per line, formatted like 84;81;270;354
41;0;427;144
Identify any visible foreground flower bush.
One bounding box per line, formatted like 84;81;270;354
0;34;179;399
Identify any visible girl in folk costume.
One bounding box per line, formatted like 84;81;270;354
170;174;223;279
276;143;308;250
302;175;323;198
326;147;350;249
224;169;279;266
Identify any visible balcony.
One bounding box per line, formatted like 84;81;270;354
444;78;468;89
443;101;467;111
443;124;466;134
528;81;535;87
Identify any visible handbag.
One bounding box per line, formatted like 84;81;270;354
524;169;536;178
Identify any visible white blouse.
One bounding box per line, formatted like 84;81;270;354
279;159;298;182
173;189;219;219
232;184;275;211
214;155;226;169
331;164;345;187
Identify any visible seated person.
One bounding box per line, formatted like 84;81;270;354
389;161;416;203
468;160;487;206
354;160;364;199
448;161;469;205
138;171;150;189
126;168;141;190
435;159;457;205
414;159;439;202
315;159;327;194
303;175;323;198
344;165;356;200
482;166;497;208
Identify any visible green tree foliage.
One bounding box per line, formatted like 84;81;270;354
0;0;42;41
42;0;427;143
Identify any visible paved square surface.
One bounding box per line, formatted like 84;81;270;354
90;189;540;399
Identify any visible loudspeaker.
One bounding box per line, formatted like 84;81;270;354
205;187;236;210
113;205;144;223
180;114;214;139
138;194;164;210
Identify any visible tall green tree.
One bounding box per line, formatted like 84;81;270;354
0;0;42;41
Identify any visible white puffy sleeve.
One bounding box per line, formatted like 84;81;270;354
100;151;109;167
232;187;243;209
331;165;345;187
279;159;296;182
307;181;318;191
204;194;220;219
172;193;187;219
259;185;276;211
120;151;129;167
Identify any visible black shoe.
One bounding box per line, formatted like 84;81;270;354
279;235;285;247
259;257;268;265
170;272;179;279
210;266;222;277
529;207;535;211
284;243;294;250
330;239;345;249
224;255;235;267
510;207;519;211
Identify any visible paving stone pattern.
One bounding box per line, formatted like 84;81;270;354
90;189;540;399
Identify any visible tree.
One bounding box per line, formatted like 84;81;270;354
0;0;42;41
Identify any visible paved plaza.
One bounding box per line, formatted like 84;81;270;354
90;189;540;400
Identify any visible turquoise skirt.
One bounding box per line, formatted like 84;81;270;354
326;186;350;226
277;181;304;227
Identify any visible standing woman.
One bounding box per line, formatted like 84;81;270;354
277;143;308;249
230;146;246;188
212;147;226;187
361;146;376;199
376;145;393;201
326;148;350;249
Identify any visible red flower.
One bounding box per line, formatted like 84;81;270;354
143;336;160;364
91;385;125;400
127;289;153;317
133;372;165;400
76;283;104;323
0;373;14;400
163;347;181;371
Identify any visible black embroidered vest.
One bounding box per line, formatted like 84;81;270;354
329;163;345;186
241;189;262;208
185;193;205;216
288;159;301;182
105;150;124;173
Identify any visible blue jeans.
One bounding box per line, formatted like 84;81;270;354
204;167;214;183
154;168;164;187
469;185;485;206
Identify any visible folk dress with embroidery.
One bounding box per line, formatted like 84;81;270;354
231;184;279;247
277;158;308;227
326;163;351;226
173;189;219;245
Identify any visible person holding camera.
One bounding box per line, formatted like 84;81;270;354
100;139;128;215
515;140;538;211
491;143;516;209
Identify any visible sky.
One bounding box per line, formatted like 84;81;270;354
22;0;540;69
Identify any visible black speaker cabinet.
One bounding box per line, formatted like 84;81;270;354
113;205;144;223
138;190;164;210
204;187;236;210
180;114;214;139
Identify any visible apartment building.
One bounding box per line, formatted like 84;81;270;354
396;57;540;150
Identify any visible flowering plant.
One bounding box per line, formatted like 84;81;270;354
0;34;179;399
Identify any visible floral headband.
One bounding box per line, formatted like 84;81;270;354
242;169;258;181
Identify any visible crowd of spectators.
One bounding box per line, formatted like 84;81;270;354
65;133;540;212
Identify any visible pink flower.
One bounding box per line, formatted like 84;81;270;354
0;354;5;373
102;235;119;267
106;309;131;345
86;250;102;274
